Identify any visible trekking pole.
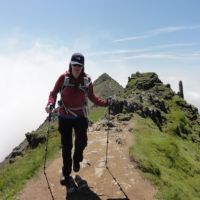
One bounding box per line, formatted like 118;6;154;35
43;112;55;200
105;105;130;200
105;105;110;166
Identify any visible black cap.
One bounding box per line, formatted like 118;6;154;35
70;53;84;66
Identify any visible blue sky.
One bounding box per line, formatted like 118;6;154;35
0;0;200;161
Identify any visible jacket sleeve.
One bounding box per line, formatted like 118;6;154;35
47;74;64;106
88;82;108;107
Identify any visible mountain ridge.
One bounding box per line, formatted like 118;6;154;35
1;72;200;200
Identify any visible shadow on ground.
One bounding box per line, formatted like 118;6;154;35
65;176;129;200
66;187;129;200
107;199;129;200
66;186;102;200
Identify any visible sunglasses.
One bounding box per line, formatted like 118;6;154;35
72;64;83;68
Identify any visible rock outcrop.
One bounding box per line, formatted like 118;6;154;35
25;132;46;149
109;72;200;142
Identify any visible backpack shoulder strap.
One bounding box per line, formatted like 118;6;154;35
78;74;91;93
61;73;91;94
63;76;70;87
60;73;75;93
63;74;75;87
83;75;91;88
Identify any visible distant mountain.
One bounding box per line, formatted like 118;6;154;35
88;73;124;117
93;73;124;99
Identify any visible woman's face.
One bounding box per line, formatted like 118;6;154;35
71;64;83;78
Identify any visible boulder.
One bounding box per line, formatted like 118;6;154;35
25;132;46;149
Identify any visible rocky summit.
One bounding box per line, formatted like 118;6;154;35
109;72;200;143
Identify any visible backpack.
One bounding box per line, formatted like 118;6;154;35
59;74;91;117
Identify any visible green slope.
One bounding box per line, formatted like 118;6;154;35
0;121;60;200
120;72;200;199
130;114;200;200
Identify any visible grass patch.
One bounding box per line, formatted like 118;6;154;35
89;107;107;123
0;122;60;200
164;95;199;143
130;114;200;200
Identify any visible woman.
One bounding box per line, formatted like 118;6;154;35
45;53;108;187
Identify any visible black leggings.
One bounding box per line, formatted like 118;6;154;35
58;116;88;177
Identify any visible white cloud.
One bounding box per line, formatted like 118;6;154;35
154;42;200;49
104;52;200;61
86;43;200;61
151;25;200;34
0;41;71;162
113;25;200;42
86;48;152;57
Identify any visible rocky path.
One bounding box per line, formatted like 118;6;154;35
17;118;156;200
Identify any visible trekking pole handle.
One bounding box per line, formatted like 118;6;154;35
105;105;111;166
48;112;52;122
108;104;111;115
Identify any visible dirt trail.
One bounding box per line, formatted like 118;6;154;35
17;119;156;200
